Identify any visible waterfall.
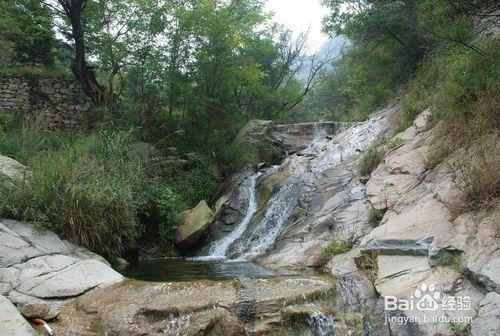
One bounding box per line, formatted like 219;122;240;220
200;116;387;261
203;173;261;259
308;312;336;336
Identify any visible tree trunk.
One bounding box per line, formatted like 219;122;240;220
59;0;104;104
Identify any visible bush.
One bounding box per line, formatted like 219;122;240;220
368;208;386;228
358;146;384;176
315;238;354;268
217;141;259;173
404;39;499;161
452;135;499;211
324;239;353;256
0;130;146;257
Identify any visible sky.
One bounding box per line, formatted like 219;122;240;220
264;0;331;53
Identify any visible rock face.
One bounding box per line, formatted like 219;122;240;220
199;105;499;335
272;121;344;151
175;201;215;249
0;219;123;326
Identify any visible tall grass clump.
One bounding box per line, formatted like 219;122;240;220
358;146;384;176
0;129;186;257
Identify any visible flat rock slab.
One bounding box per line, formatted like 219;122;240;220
52;277;335;335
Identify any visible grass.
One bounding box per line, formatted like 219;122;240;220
368;208;386;228
358;146;384;176
0;128;189;258
436;251;464;273
315;239;354;268
399;38;499;212
451;135;499;211
324;239;354;256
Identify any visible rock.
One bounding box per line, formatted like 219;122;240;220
471;292;500;336
0;295;37;335
51;277;336;335
174;201;215;249
256;162;270;171
0;155;27;179
235;119;274;149
0;219;123;323
15;259;122;299
8;290;64;320
214;195;229;217
359;175;370;184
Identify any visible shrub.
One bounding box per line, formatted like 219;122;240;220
368;208;386;228
324;239;354;256
452;135;499;211
217;141;259;172
358;146;384;176
315;238;354;268
436;251;464;273
0;130;150;257
404;39;499;161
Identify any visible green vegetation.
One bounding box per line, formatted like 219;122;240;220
316;238;354;268
448;322;471;336
0;65;71;78
358;147;384;176
368;208;385;228
324;239;354;256
0;130;199;257
307;0;498;123
436;251;465;273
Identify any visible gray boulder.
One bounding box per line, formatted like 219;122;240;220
175;201;215;249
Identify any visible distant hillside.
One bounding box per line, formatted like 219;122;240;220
296;35;349;84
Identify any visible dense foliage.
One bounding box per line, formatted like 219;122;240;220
302;0;499;121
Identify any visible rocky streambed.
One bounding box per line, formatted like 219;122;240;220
1;104;499;335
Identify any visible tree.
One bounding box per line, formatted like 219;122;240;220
0;0;56;66
49;0;105;103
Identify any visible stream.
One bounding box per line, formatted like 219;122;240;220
119;116;386;283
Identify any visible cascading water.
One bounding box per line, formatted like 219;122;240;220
204;173;261;259
308;312;336;336
201;115;387;261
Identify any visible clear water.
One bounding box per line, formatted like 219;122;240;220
200;116;387;261
204;173;261;259
119;258;275;282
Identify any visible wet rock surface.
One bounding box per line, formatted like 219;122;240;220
52;276;342;335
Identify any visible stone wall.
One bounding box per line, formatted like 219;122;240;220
0;75;92;129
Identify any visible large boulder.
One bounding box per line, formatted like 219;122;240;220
0;219;123;320
174;201;215;249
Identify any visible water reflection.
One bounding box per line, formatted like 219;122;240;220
119;258;275;282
